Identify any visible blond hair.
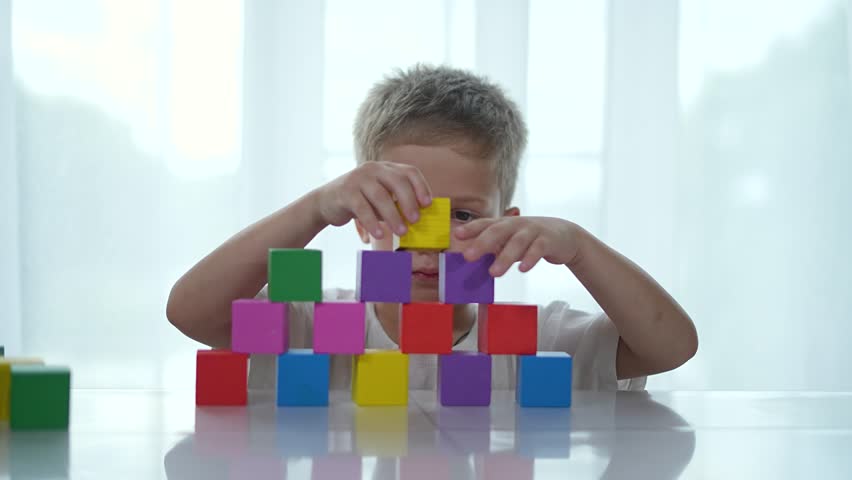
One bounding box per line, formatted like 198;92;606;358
353;64;527;209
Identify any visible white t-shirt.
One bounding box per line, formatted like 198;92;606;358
248;287;646;391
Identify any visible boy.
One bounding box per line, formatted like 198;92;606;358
167;65;697;391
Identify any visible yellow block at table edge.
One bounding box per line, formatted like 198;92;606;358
352;350;409;406
0;357;45;421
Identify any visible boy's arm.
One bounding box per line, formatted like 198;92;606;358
455;217;698;380
568;227;698;379
166;191;327;349
167;162;431;349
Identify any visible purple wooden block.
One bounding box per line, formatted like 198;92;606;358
438;352;492;406
313;302;366;354
356;250;412;302
439;252;495;304
231;299;288;354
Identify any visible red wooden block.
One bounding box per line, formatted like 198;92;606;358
399;303;453;354
477;304;538;354
196;350;249;406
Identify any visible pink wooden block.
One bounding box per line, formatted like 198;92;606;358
231;300;288;354
313;302;366;354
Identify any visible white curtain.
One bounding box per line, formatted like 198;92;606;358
0;0;21;359
2;0;850;390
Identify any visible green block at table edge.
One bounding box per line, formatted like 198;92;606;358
268;248;322;302
10;365;71;430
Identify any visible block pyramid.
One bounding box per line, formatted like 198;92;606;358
196;198;572;408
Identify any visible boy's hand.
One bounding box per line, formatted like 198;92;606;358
315;162;432;239
453;217;582;277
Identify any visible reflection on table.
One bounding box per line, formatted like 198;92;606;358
163;390;695;480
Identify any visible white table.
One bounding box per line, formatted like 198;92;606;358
2;389;851;479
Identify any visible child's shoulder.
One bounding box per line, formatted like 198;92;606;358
538;300;604;324
536;300;615;351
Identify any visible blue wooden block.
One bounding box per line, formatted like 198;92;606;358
516;352;572;407
276;349;330;406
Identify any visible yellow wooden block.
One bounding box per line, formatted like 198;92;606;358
352;349;409;406
354;406;408;456
0;357;44;421
396;197;451;250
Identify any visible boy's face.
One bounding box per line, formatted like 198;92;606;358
355;141;519;303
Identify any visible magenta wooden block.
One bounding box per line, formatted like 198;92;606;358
439;252;495;304
231;300;288;354
438;352;492;406
356;250;412;302
313;302;366;354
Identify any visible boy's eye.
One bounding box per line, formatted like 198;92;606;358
452;210;478;222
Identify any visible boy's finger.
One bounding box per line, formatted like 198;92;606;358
518;237;546;272
453;219;494;239
464;220;514;261
404;168;433;207
362;183;407;236
490;229;536;277
352;194;383;239
379;174;420;224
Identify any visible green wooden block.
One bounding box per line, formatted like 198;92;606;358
268;248;322;302
10;365;71;430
